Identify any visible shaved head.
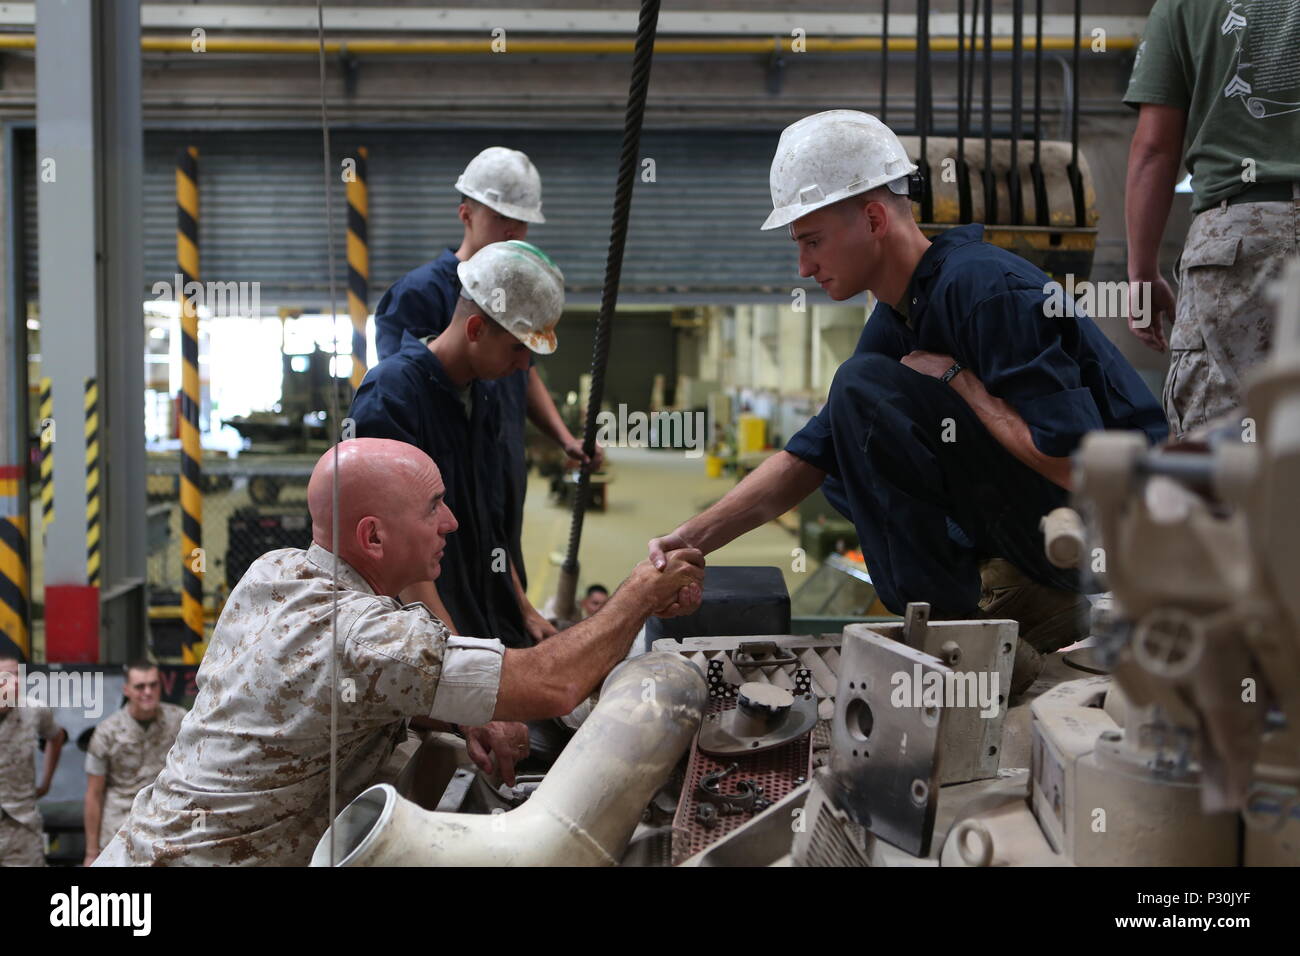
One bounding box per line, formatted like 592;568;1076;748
307;438;458;597
308;438;429;547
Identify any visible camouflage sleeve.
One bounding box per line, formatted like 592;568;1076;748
164;702;186;743
85;722;110;776
342;598;503;727
1123;0;1189;110
36;705;61;742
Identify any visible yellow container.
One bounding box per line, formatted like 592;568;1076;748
705;454;723;478
737;414;767;454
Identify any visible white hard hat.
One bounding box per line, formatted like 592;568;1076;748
761;110;917;231
457;240;565;355
455;147;546;224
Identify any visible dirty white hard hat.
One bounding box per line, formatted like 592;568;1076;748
457;240;564;355
761;110;917;231
455;147;546;224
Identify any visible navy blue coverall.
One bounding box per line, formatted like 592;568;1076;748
785;225;1168;618
349;331;529;648
373;248;532;589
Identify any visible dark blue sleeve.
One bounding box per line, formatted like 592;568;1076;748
374;286;412;363
960;290;1105;457
784;402;836;474
374;280;441;363
784;303;900;475
348;372;422;448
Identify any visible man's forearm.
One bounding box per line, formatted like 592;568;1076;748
525;367;572;446
950;372;1072;490
42;734;64;790
401;580;460;635
84;786;104;853
1126;106;1185;278
675;451;826;553
493;582;652;721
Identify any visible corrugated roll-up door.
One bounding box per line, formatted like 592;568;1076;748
25;127;813;305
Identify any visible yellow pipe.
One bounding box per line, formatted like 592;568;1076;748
0;33;1138;55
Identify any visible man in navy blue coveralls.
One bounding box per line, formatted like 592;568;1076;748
649;111;1167;693
351;241;568;650
370;147;601;642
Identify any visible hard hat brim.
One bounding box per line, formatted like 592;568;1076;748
455;179;546;224
515;324;557;355
760;166;918;231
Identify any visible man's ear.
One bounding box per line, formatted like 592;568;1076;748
864;198;891;236
356;515;384;559
465;312;488;343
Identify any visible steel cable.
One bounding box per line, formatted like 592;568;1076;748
556;0;661;618
314;0;344;868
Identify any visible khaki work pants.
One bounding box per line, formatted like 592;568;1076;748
1165;185;1300;439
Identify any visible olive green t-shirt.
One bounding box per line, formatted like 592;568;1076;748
1124;0;1300;212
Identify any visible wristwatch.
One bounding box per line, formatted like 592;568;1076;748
940;362;964;385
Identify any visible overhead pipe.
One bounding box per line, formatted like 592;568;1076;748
0;34;1139;55
310;652;707;867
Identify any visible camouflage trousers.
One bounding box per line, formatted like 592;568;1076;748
0;814;45;867
1165;189;1300;439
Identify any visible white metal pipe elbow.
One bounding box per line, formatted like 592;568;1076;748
311;651;706;866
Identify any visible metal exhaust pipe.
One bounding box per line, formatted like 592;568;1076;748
311;652;706;866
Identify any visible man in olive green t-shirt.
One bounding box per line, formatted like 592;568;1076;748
1123;0;1300;438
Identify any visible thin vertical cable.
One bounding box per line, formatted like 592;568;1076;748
315;0;344;869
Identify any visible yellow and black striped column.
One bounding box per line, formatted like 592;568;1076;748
39;377;53;537
177;146;204;662
83;377;100;588
0;464;28;661
346;146;370;390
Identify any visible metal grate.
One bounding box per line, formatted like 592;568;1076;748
671;695;812;866
792;770;873;868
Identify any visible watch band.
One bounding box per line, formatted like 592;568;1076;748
940;362;964;385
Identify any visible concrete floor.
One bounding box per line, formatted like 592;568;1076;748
521;446;811;611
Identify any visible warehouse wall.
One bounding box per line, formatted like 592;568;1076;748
4;1;1181;385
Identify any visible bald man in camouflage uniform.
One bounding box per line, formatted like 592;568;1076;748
0;656;67;867
1124;0;1300;438
92;439;702;866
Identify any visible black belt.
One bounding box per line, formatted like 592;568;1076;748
1226;182;1299;206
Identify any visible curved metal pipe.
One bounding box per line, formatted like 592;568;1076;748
311;652;707;867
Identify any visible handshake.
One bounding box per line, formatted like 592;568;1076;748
620;531;708;620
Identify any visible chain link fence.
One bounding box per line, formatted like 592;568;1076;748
145;455;315;658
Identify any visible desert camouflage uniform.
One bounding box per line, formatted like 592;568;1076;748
85;702;186;848
1165;188;1300;438
0;705;61;866
93;543;503;867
